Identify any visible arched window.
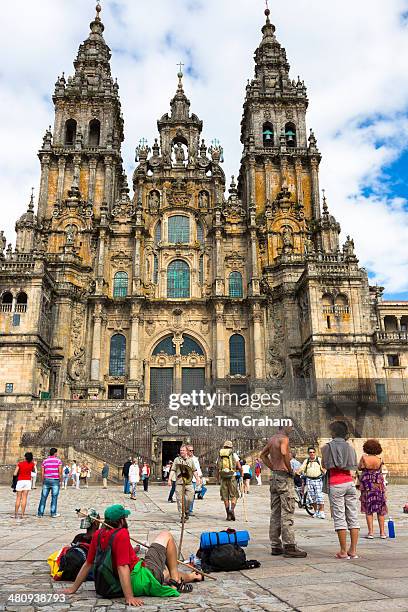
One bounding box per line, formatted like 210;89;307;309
109;334;126;376
199;255;204;284
168;215;189;243
167;260;190;298
113;272;128;297
16;292;28;313
229;334;246;375
154;221;162;244
88;119;101;146
153;336;176;355
1;291;13;313
181;336;204;356
197;223;204;244
262;122;274;147
65;119;77;145
153;254;158;284
229;272;243;298
285;122;296;147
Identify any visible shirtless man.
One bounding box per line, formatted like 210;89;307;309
260;426;307;558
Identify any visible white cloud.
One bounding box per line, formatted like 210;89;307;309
0;0;408;295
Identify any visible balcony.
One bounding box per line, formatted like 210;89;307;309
374;331;408;344
322;305;350;315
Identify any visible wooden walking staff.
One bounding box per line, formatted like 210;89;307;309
178;480;186;560
239;479;248;523
75;508;216;580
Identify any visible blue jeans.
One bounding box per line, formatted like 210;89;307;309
168;481;176;501
123;477;130;494
37;478;60;516
189;481;196;513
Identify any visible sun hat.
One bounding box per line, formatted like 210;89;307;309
80;507;99;529
223;440;233;448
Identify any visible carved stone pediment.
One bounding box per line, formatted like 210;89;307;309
111;251;132;267
225;251;245;269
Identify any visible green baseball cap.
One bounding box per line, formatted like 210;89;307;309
104;504;131;522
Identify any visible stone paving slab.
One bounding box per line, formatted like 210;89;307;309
0;484;407;611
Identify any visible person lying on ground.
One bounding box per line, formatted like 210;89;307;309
62;504;203;607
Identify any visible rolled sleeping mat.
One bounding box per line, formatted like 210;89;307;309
200;530;250;549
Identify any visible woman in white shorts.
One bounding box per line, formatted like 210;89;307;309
14;452;34;518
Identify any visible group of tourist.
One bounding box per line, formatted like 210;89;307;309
122;457;151;498
10;424;392;607
259;420;389;559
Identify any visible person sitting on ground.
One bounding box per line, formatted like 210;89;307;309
72;508;100;544
62;504;203;607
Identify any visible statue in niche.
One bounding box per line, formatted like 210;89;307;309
149;191;160;214
65;224;77;246
198;191;209;208
174;142;186;163
281;226;293;253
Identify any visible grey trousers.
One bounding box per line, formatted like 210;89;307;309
329;482;360;531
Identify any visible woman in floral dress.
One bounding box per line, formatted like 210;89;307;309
358;439;388;539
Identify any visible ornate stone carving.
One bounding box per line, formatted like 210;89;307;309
67;347;86;381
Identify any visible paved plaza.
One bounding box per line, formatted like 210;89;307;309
0;483;408;611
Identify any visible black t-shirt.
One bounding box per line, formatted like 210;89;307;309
122;461;131;477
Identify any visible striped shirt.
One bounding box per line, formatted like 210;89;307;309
42;456;62;479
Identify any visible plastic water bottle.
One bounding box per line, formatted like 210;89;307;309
195;556;202;570
388;517;396;538
189;553;195;565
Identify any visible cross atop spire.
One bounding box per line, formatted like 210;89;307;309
177;61;184;77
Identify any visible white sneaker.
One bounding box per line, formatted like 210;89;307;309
314;511;320;518
319;512;326;519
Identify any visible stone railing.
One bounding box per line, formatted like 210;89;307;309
374;331;408;343
322;305;350;315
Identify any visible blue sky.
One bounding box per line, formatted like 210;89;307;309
0;0;407;298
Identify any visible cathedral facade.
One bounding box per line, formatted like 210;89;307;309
1;5;408;474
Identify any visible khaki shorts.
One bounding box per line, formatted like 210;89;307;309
220;476;239;501
143;542;167;583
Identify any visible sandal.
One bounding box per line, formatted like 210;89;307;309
168;579;193;593
365;534;374;539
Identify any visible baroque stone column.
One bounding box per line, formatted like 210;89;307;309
215;302;225;379
38;154;51;221
295;158;304;207
310;158;321;220
251;303;264;379
56;157;66;202
129;304;141;380
104;155;113;207
87;157;98;204
90;303;103;381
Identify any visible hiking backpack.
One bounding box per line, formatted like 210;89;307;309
219;449;235;478
59;543;90;581
198;544;261;573
93;529;123;598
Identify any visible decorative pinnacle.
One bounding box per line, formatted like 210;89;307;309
265;0;270;19
29;187;35;211
96;2;102;18
322;189;328;212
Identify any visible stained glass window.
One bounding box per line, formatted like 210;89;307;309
109;334;126;376
229;271;243;298
197;223;204;244
180;336;204;356
113;272;128;297
150;368;173;404
168;216;189;243
229;334;246;375
153;254;158;284
153;336;176;355
167;260;190;298
199;255;204;284
154;221;162;244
